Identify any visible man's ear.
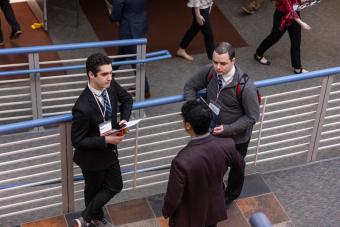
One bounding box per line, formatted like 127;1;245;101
184;122;191;131
88;71;95;79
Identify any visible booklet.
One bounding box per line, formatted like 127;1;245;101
100;119;141;136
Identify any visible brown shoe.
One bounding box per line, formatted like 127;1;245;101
144;91;151;99
176;49;194;61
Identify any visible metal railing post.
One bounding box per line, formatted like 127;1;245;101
133;123;140;189
135;43;146;119
60;122;75;213
254;97;267;165
28;53;43;121
307;75;334;162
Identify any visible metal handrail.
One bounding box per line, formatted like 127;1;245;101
0;50;171;77
1;66;340;134
0;39;147;55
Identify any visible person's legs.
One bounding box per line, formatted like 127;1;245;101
0;0;21;39
288;19;302;70
113;46;150;98
255;11;286;60
199;8;215;60
81;161;123;222
177;9;200;60
224;140;248;202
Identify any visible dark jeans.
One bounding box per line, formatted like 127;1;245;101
225;139;249;200
256;10;302;69
113;46;150;93
81;161;123;222
179;8;215;60
0;0;20;42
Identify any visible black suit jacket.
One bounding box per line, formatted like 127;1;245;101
163;135;245;227
110;0;147;39
71;79;133;170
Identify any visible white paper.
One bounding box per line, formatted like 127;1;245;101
111;119;141;133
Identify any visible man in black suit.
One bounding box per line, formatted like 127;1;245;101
71;53;133;227
163;100;245;227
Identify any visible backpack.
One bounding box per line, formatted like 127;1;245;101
206;66;261;105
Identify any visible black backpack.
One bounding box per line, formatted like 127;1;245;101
206;67;261;105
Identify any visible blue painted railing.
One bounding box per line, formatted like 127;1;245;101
0;39;147;55
1;66;340;134
0;50;171;76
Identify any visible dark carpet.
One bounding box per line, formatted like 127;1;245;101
80;0;247;56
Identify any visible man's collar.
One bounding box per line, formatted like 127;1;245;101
190;132;210;141
88;83;105;97
222;65;235;78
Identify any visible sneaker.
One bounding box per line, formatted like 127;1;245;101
10;30;22;40
73;217;90;227
91;218;114;227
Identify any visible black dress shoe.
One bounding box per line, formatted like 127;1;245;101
254;54;271;65
10;30;22;40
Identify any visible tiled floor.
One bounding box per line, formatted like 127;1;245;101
19;174;293;227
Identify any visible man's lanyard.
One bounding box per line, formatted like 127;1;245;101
92;92;111;122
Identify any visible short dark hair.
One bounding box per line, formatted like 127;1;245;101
214;42;235;59
86;53;112;77
181;100;212;135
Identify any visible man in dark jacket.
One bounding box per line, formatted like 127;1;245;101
71;53;133;227
184;42;260;205
163;100;245;227
110;0;150;98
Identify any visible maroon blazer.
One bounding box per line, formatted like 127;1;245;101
163;135;245;227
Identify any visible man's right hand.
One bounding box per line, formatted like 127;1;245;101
212;125;224;135
105;133;125;144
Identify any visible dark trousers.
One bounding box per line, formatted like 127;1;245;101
179;8;215;60
255;10;302;69
0;0;20;42
225;139;249;200
113;46;150;93
81;161;123;222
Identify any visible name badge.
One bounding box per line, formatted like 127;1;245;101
208;101;221;116
99;120;112;136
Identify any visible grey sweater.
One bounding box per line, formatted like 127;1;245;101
184;64;260;144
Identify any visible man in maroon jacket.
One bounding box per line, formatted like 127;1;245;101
163;100;245;227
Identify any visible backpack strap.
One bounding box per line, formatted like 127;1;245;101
205;65;214;85
236;73;249;103
236;73;262;105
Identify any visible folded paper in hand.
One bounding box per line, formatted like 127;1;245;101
101;119;141;136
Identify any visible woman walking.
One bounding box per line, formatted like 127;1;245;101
254;0;311;74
